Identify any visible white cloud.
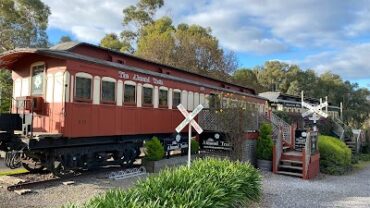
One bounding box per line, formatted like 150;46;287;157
41;0;370;80
297;43;370;80
43;0;370;54
160;0;370;53
42;0;135;43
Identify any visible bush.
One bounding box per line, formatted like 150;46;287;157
191;139;199;154
318;135;352;175
359;153;370;161
144;137;165;161
256;123;273;161
73;158;261;208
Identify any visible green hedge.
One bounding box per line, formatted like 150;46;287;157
67;158;261;208
256;123;273;160
318;135;352;175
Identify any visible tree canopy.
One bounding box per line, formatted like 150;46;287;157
0;0;50;51
232;61;370;128
0;0;50;112
100;0;237;79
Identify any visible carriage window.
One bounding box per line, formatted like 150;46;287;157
143;87;153;105
173;91;181;108
159;89;168;107
75;77;92;100
102;80;116;102
31;64;45;95
124;84;136;104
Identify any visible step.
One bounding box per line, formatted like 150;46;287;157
276;171;303;177
279;165;303;170
280;159;303;164
346;141;356;144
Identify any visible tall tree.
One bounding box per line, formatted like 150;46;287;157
0;0;50;51
233;68;265;92
102;1;238;79
100;0;164;53
0;0;50;111
136;17;238;78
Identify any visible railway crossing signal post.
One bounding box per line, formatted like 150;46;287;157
301;91;328;152
176;104;204;168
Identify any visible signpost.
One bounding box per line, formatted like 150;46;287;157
301;91;328;153
176;104;204;168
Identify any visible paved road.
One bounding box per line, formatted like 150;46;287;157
260;164;370;208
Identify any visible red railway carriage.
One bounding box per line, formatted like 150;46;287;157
0;42;267;175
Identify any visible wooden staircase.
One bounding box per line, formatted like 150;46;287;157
277;150;303;178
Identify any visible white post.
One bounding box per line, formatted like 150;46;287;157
188;124;192;168
301;91;304;111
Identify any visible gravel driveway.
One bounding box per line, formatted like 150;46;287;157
259;164;370;208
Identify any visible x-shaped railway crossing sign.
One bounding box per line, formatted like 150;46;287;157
301;101;328;123
175;104;204;168
176;104;204;134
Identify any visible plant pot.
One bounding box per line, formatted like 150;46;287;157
257;159;272;171
143;155;199;173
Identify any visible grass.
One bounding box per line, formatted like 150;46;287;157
0;168;28;176
65;158;262;208
352;160;370;171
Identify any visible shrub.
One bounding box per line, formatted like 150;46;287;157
72;158;262;208
144;137;165;161
318;135;352;175
359;153;370;161
191;139;199;154
256;123;273;161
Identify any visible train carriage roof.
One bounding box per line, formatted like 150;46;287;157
0;42;268;101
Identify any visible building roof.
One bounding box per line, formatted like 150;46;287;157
259;91;340;109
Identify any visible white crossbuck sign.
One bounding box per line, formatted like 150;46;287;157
176;104;204;168
301;101;328;124
176;104;204;134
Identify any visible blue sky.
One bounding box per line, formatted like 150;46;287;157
43;0;370;89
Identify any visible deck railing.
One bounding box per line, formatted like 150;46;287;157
303;131;311;179
270;112;292;145
273;129;283;173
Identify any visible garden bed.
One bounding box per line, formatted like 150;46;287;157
67;158;262;208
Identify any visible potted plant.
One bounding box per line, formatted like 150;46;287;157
191;139;200;154
256;122;273;171
143;137;165;172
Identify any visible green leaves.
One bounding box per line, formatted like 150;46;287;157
256;123;273;160
144;137;165;161
0;0;50;51
318;135;352;175
70;158;261;208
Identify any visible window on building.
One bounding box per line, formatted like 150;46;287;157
159;89;168;107
102;80;116;102
143;87;153;105
124;84;136;104
31;64;45;95
173;91;181;108
75;77;92;100
209;94;220;109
